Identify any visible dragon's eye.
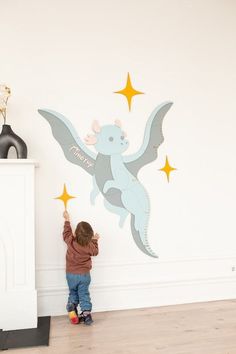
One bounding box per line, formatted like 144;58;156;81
121;136;124;140
109;137;114;142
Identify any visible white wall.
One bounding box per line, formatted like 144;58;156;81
1;0;236;316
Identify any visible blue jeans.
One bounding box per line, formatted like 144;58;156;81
66;272;92;312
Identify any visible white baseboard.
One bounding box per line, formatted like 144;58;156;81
37;257;236;316
37;275;236;316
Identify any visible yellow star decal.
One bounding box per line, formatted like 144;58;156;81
114;73;144;111
54;184;76;210
159;156;176;182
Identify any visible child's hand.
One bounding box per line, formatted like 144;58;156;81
92;233;100;240
63;210;70;222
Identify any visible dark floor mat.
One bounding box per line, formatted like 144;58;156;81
0;317;51;350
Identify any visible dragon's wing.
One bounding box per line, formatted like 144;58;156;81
124;101;173;177
38;109;96;176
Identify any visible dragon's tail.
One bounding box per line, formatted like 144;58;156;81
130;215;158;258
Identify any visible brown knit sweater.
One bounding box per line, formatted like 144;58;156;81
63;221;98;274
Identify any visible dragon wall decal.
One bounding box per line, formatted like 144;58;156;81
38;101;173;258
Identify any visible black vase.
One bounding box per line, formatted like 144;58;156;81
0;124;27;158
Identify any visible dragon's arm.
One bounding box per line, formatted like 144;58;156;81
38;109;96;176
124;102;173;177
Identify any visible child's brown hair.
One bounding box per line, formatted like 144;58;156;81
75;221;94;246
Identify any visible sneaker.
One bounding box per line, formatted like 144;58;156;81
79;312;84;323
68;310;79;324
80;311;93;325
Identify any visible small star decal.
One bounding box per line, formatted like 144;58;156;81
114;73;144;111
159;156;176;182
54;184;76;210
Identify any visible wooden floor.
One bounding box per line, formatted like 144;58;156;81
6;300;236;354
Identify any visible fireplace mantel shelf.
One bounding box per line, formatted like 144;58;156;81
0;159;38;166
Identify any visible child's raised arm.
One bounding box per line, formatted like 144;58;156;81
63;210;70;222
62;211;74;244
89;233;100;256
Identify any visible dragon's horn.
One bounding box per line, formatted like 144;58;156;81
115;119;122;128
92;120;101;133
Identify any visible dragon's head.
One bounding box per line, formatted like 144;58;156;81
84;120;129;155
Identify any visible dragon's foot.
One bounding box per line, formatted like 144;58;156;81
119;210;129;228
103;198;128;228
134;218;145;233
90;190;98;205
103;180;116;194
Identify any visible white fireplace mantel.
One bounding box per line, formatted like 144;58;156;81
0;159;39;165
0;159;38;330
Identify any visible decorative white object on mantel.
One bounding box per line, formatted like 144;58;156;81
0;159;38;331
